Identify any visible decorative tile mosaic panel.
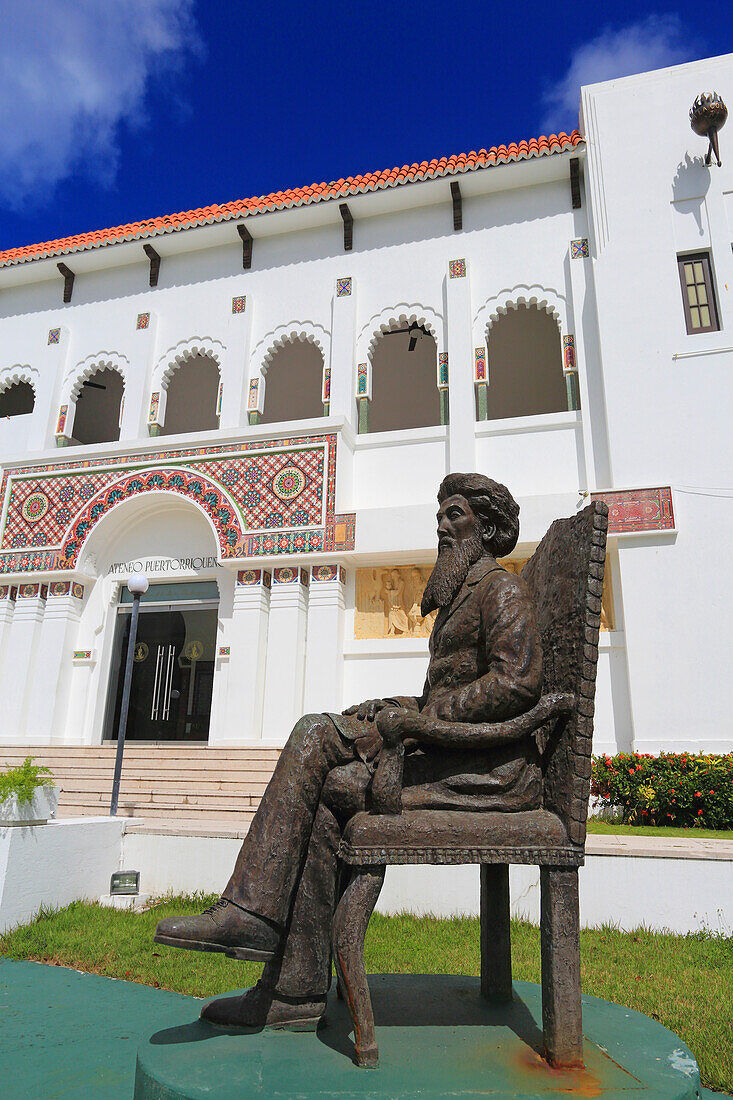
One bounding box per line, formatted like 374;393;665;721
148;393;160;424
237;569;261;585
590;487;675;533
300;568;309;586
449;258;466;279
0;434;347;572
48;328;61;345
336;277;352;297
49;581;71;596
0;585;17;600
563;335;576;373
438;353;449;388
247;378;259;411
136;312;150;330
73;650;91;660
571;238;589;259
72;582;84;599
18;583;41;598
273;566;298;584
232;295;247;314
322;367;331;404
218;646;230;657
55;405;68;437
312;564;339;582
474;347;487;382
357;364;368;397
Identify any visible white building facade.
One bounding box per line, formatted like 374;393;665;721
0;54;731;760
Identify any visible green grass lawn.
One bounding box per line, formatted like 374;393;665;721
2;895;732;1095
587;821;733;840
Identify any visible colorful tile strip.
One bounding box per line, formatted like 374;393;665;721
148;392;160;424
357;363;368;397
73;650;92;660
563;335;576;373
322;367;331;404
218;646;230;657
438;352;449;388
55;405;68;436
247;378;259;411
474;347;487;382
590;487;675;533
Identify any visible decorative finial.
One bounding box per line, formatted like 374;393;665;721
689;92;728;167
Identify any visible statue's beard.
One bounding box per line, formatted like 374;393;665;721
421;528;485;615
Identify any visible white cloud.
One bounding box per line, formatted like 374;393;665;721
540;15;697;134
0;0;201;210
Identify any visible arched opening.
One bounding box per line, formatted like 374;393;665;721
260;340;324;425
480;304;566;421
162;355;221;436
0;381;35;417
72;367;124;445
368;325;439;433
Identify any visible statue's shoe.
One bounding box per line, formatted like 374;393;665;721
201;983;326;1032
154;899;279;961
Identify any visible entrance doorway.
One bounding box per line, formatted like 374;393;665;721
103;583;218;742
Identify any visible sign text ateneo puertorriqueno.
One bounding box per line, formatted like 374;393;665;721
108;556;221;575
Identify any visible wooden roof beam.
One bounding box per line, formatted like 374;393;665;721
340;203;353;251
237;224;253;269
569;158;581;209
450;181;462;231
57;262;74;303
143;243;161;287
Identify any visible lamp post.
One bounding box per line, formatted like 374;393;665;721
110;572;148;816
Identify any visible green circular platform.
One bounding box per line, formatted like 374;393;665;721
134;975;703;1099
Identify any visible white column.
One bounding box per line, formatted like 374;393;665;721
567;241;611;491
303;565;346;714
25;584;84;743
223;293;254;429
121;311;156;441
261;568;309;744
216;568;271;744
0;585;47;742
0;588;17;690
445;259;476;471
329;276;357;427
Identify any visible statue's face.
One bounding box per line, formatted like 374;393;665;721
436;493;480;552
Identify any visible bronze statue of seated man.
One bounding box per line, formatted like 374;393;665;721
154;472;543;1030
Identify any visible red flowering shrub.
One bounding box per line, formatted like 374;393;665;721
591;752;733;829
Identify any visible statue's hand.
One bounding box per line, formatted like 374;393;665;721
342;698;390;721
376;706;410;746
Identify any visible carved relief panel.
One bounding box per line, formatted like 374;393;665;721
355;565;438;639
355;557;614;639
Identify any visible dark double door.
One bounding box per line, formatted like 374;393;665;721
104;606;217;742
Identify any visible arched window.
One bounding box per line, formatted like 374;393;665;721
368;325;439;433
480;305;566;421
260;340;324;425
72;367;124;445
0;381;35;417
161;355;221;436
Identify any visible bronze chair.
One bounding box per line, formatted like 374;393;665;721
332;501;608;1068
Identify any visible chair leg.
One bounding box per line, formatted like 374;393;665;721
480;864;512;1001
540;866;583;1067
332;865;386;1068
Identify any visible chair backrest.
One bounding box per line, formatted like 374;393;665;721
521;501;608;846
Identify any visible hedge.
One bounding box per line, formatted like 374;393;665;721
591;751;733;830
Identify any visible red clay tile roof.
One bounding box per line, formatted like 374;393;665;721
0;131;583;268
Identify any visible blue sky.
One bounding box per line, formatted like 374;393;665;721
0;1;729;251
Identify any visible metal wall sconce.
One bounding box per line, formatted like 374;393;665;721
690;93;728;166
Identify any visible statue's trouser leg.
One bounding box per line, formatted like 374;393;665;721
222;714;359;926
259;761;373;999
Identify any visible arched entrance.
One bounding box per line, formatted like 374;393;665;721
80;494;223;743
